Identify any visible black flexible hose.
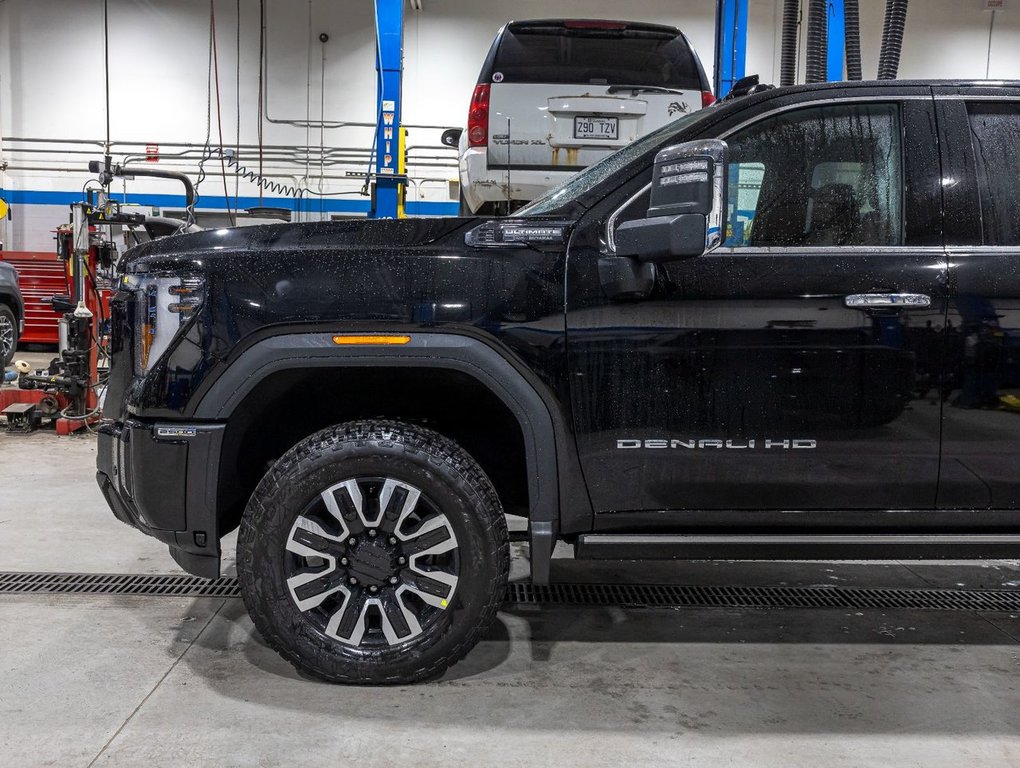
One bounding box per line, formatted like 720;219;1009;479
844;0;863;80
780;0;801;86
878;0;909;80
804;0;828;84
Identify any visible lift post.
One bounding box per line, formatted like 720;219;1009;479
371;0;403;219
714;0;749;99
827;0;846;81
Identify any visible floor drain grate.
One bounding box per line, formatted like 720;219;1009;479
0;572;241;598
2;572;1020;611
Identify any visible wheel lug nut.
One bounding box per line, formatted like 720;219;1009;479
368;529;377;538
369;585;378;593
397;556;407;565
388;536;397;545
389;576;398;585
340;557;349;566
348;577;358;586
348;537;357;546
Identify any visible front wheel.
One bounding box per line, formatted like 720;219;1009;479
237;420;509;684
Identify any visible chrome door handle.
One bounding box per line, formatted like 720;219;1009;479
845;293;931;309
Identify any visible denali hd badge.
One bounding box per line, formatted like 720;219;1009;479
617;438;817;450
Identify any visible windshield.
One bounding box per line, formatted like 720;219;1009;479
517;108;709;216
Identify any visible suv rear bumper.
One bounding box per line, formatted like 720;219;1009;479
459;146;572;212
96;420;226;578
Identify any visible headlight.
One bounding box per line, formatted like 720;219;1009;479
127;274;205;374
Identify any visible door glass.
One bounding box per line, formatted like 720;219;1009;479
967;104;1020;245
724;104;904;247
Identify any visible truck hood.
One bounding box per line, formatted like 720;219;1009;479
122;217;474;270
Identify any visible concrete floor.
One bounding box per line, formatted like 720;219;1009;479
3;364;1020;766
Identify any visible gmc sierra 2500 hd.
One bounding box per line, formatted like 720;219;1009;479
97;81;1020;684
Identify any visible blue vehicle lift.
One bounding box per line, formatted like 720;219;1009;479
370;0;403;219
714;0;748;98
827;0;846;81
715;0;846;96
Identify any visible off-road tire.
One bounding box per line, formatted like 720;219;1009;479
237;419;509;684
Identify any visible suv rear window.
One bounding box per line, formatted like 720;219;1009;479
491;22;703;89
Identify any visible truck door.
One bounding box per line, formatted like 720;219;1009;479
566;93;948;526
934;88;1020;510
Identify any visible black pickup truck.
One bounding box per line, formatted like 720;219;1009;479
97;80;1020;683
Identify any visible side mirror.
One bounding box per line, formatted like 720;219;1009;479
441;128;463;148
614;139;728;262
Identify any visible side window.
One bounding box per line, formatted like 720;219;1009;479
967;103;1020;246
724;104;904;247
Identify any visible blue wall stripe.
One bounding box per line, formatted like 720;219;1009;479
3;189;459;217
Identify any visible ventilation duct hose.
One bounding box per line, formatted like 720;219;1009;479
804;0;828;83
780;0;801;86
877;0;909;80
844;0;863;80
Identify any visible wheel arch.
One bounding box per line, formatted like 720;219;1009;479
194;331;586;583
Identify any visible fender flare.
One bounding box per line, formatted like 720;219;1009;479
194;331;564;583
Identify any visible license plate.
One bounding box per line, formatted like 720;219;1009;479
574;116;619;140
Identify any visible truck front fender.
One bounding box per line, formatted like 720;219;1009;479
193;331;583;583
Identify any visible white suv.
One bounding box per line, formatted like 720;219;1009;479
457;18;713;215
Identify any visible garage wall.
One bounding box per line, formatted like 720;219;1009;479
858;0;1019;81
0;0;1018;251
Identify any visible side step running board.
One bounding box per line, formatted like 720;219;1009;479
575;533;1020;561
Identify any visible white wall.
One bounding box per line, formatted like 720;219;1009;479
1;0;1019;251
859;0;1019;80
0;0;738;249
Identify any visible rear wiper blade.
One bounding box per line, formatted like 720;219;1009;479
606;85;686;95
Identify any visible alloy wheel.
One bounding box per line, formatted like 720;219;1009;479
283;477;460;648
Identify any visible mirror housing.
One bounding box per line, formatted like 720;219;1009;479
615;214;707;262
441;128;463;148
613;139;728;263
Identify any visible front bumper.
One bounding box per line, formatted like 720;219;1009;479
96;419;226;578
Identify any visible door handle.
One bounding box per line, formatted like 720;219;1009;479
845;293;931;309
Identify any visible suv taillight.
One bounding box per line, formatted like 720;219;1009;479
468;84;490;147
701;90;716;107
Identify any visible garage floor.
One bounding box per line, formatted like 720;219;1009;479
3;363;1020;766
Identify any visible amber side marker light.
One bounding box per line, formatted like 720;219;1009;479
332;334;412;345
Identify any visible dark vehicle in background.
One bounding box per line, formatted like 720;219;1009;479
97;80;1020;684
458;18;713;215
0;260;25;368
